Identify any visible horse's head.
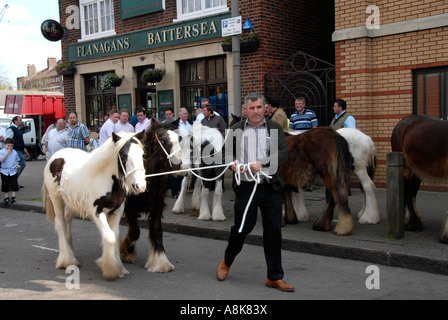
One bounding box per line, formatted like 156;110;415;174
181;123;224;170
146;120;183;170
114;131;147;194
166;129;182;168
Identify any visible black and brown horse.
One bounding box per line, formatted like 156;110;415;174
120;120;182;272
280;127;354;235
391;115;448;243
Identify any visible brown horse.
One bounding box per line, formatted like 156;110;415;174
391;115;448;243
280;127;354;235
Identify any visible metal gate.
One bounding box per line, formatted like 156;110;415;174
264;51;335;126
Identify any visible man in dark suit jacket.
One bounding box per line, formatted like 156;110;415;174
217;92;294;292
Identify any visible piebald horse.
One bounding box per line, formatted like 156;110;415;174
120;120;183;272
42;131;146;280
172;123;226;221
391;115;448;243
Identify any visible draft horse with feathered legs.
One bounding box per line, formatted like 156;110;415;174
120;120;182;272
391;115;448;243
280;127;354;235
43;131;147;280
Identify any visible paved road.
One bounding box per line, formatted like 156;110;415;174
1;208;448;302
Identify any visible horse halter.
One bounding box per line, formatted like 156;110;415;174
155;133;182;168
118;141;145;178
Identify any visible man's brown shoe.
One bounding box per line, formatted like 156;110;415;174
217;259;230;281
265;278;295;292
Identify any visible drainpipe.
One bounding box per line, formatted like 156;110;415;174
232;0;241;117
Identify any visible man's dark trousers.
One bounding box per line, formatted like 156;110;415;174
224;181;284;281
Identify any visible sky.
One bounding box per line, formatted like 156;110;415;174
0;0;62;89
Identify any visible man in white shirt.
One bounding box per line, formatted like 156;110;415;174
99;109;120;146
115;109;134;133
195;98;220;123
178;107;192;138
46;118;68;160
134;107;152;133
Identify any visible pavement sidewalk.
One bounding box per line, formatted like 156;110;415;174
9;156;448;276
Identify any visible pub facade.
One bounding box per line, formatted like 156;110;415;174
58;0;334;127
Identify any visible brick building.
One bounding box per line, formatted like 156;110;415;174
58;0;334;129
17;57;62;92
332;1;448;189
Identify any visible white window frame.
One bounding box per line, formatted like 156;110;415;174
175;0;228;22
79;0;115;41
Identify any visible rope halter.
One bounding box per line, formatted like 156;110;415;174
156;133;182;168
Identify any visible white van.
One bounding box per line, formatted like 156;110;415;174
0;117;40;160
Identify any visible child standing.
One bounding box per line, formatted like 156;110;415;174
0;138;20;204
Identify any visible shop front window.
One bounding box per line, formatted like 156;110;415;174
85;72;117;131
180;56;228;122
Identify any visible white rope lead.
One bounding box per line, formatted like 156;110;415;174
234;163;272;233
144;158;272;234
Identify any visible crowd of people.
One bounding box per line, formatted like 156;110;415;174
0;94;355;292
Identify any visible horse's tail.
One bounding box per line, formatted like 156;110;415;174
367;143;377;180
42;182;55;223
336;135;352;193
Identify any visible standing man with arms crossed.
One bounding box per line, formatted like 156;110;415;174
45;118;68;159
67;111;90;151
216;92;294;292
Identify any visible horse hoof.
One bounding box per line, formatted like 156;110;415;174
312;220;331;232
120;239;137;264
404;222;423;232
285;217;299;225
56;257;80;269
198;215;212;221
358;215;380;225
333;219;354;236
145;255;175;273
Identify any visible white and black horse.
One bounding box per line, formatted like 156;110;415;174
42;131;146;280
172;123;227;221
120;120;183;272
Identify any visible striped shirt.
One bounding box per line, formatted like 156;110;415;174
67;122;90;151
289;109;318;133
239;119;271;182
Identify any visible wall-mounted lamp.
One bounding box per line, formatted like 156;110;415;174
140;56;146;61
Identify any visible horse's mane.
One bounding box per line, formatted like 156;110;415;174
88;132;142;170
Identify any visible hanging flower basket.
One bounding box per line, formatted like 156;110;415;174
101;73;122;90
221;39;260;53
56;61;76;76
221;33;260;53
57;67;77;76
141;69;165;84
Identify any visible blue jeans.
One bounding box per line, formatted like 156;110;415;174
16;150;26;178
